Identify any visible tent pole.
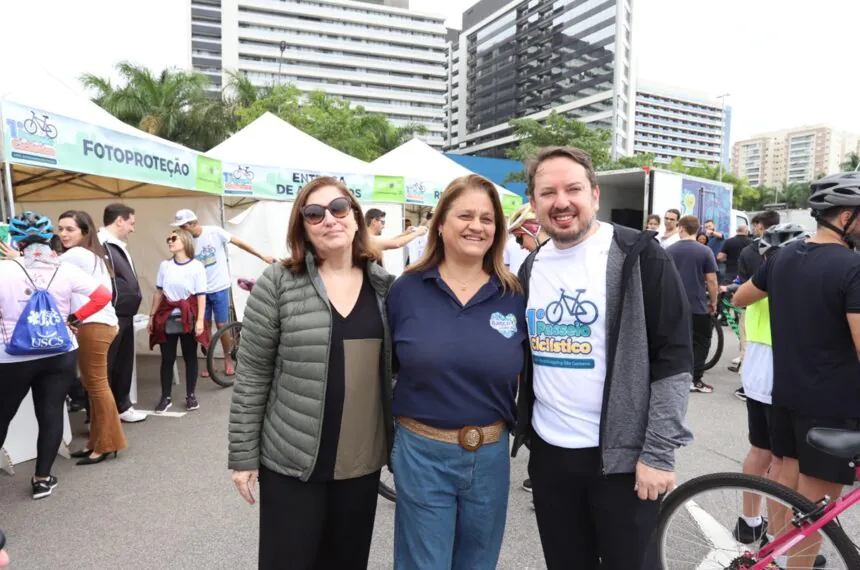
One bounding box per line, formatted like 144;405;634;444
0;166;7;221
3;162;14;219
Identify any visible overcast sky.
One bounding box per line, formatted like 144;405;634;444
2;0;857;143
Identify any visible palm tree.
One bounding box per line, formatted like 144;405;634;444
81;62;230;151
840;151;860;172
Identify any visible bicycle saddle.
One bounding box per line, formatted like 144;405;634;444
807;428;860;460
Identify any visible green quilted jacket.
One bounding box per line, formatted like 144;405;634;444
227;254;395;480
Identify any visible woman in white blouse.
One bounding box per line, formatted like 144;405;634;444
57;210;127;465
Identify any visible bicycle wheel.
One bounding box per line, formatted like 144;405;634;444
207;321;241;388
378;466;396;502
656;472;860;569
703;315;724;371
44;124;58;139
546;301;564;324
574;300;598;325
23;118;37;135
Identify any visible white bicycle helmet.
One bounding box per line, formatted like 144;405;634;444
507;204;535;233
759;222;809;257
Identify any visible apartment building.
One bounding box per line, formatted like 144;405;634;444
446;0;636;158
633;81;730;168
732;125;860;187
190;0;448;147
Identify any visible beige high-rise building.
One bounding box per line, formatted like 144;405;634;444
732;125;860;187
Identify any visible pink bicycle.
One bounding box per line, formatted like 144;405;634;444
656;428;860;568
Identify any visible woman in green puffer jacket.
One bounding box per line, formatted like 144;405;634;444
228;177;395;570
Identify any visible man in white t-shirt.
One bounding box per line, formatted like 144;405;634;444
405;207;433;267
511;146;693;570
171;209;274;376
660;209;681;249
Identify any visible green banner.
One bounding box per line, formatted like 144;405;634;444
502;193;524;216
221;162;408;203
2;101;222;194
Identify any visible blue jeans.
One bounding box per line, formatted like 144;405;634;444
392;424;510;570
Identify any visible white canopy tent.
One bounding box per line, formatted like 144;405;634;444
371;138;522;205
0;66;227;471
206;113;406;319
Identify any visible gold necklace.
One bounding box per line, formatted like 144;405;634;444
441;268;487;292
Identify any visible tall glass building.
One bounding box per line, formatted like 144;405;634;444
446;0;635;158
190;0;448;147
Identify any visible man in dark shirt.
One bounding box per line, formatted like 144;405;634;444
733;172;860;568
667;216;718;393
719;225;752;284
737;211;780;283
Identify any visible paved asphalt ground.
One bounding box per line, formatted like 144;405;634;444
1;348;858;569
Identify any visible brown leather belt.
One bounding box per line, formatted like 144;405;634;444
397;417;505;452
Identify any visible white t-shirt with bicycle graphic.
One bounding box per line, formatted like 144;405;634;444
527;222;613;449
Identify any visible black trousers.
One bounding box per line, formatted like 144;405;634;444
258;465;380;570
0;351;77;477
691;313;713;382
158;333;198;398
528;433;661;570
107;316;135;413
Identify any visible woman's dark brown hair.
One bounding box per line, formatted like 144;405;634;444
58;210;114;277
406;174;521;294
283;176;381;273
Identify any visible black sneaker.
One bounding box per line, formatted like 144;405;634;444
733;517;768;544
31;475;58;500
734;387;747;402
522;478;532;493
186;394;199;411
155;396;172;414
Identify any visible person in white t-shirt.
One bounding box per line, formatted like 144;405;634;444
510;147;693;570
405;207;434;267
660;209;681;249
57;210;128;466
147;229;208;414
170;209;274;377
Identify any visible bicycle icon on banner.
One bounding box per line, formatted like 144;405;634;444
232;165;254;181
546;288;598;325
23;111;58;139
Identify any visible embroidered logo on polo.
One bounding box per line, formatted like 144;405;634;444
489;312;517;339
527;287;597;369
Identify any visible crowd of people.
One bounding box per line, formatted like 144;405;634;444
2;145;859;570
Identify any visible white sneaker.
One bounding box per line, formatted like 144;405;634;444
120;407;147;423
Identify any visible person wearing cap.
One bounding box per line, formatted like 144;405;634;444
170;209;275;377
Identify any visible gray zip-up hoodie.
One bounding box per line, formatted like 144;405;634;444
511;224;694;474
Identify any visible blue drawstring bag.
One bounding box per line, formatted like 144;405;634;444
5;264;73;356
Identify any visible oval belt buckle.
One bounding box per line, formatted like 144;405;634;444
458;426;484;452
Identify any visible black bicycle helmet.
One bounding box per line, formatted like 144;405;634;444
759;222;809;256
9;210;54;246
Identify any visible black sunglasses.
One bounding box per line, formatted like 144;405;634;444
166;236;178;244
302;197;352;225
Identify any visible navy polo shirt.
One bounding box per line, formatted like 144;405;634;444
387;267;527;429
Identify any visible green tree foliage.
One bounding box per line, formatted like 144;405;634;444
81;62;231;151
840;151;860;172
82;65;426;159
503;112;613;183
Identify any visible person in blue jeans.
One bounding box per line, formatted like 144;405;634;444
387;174;527;570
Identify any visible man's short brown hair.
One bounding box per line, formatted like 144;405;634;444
678;215;701;236
526;146;597;197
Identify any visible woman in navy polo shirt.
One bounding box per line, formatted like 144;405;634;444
387;174;527;569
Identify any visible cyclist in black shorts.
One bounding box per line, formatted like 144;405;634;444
734;172;860;568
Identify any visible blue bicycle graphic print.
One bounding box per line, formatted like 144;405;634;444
546;288;598;325
23;111;58;139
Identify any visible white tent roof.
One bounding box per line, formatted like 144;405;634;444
0;63;193;154
0;63;212;203
371;138;519;198
207;112;376;174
